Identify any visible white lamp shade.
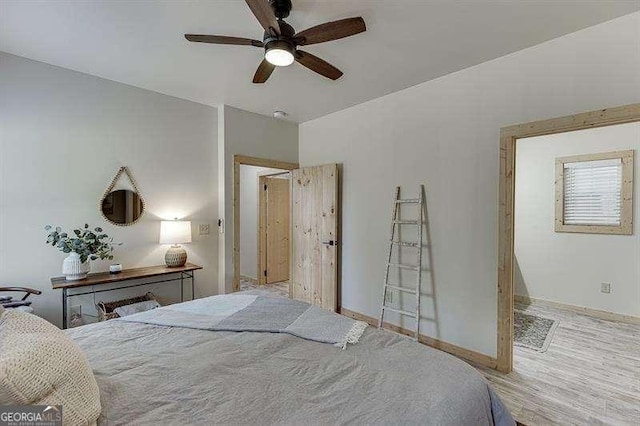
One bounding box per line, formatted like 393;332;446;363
160;221;192;244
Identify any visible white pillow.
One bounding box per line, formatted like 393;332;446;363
0;309;101;425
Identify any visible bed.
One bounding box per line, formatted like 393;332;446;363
66;293;514;425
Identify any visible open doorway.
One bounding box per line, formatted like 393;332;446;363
507;123;637;421
232;155;341;311
232;155;298;294
489;104;640;425
238;165;291;297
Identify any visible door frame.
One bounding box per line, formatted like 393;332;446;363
497;103;640;372
233;155;298;292
258;171;292;285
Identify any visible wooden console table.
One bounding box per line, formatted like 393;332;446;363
51;263;202;329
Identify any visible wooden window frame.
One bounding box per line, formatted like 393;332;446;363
498;103;640;373
555;150;634;235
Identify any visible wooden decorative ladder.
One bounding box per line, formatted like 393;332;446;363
378;185;424;341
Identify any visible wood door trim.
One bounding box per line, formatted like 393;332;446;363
497;103;640;373
258;175;268;285
258;170;291;178
233;155;298;292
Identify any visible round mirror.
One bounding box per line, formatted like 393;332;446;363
101;189;144;225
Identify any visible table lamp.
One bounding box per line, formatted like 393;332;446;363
160;220;192;267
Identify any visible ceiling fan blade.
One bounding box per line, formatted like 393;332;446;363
185;34;263;47
294;17;365;46
245;0;280;35
295;50;343;80
253;59;276;83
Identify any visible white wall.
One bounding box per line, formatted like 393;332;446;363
218;106;298;294
0;53;219;327
515;123;639;317
239;165;282;280
299;13;640;358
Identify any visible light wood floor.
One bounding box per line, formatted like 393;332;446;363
478;302;640;425
239;280;289;297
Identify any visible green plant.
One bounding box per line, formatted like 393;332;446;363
45;224;121;263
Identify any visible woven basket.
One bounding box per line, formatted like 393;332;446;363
96;292;156;322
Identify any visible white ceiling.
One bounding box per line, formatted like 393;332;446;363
1;1;638;122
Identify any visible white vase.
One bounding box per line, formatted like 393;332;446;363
62;252;91;281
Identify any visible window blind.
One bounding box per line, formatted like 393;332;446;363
563;158;622;226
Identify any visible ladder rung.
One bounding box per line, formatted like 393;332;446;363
382;306;417;317
395;198;420;204
391;240;419;247
387;263;419;271
393;220;420;225
385;284;417;294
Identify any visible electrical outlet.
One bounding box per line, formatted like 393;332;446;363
70;305;82;317
385;291;393;304
198;224;210;236
601;283;611;294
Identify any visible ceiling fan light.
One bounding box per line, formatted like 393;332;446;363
264;40;295;66
265;47;294;66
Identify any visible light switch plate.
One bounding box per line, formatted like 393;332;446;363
198;224;210;236
600;282;611;294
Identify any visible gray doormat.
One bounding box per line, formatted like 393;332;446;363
514;310;559;352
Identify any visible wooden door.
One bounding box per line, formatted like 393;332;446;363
265;177;290;284
291;164;339;311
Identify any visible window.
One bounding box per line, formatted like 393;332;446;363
564;158;622;226
555;150;633;235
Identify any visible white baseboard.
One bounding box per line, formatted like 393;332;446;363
515;295;640;325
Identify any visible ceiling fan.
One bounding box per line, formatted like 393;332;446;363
184;0;366;83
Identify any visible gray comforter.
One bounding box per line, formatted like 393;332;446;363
66;298;514;426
